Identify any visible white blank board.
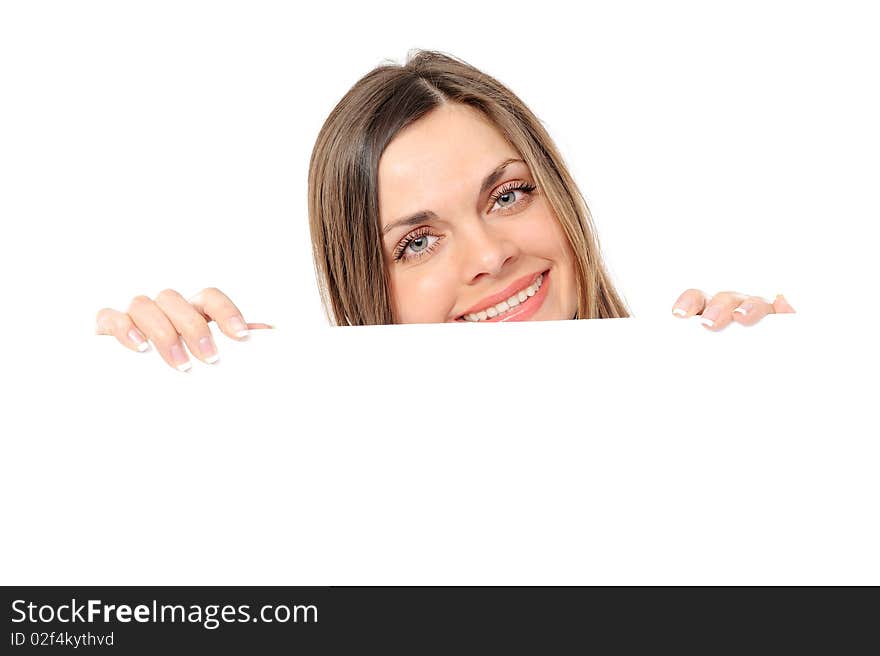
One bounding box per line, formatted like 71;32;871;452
2;313;876;585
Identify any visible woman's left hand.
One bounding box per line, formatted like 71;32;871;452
671;289;796;330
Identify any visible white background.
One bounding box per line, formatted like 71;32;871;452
1;1;877;584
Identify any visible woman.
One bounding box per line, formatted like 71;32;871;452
95;50;795;372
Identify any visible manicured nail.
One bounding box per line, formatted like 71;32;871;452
672;299;692;317
228;316;250;339
128;328;150;352
170;343;192;372
734;302;754;316
199;335;219;364
700;306;720;327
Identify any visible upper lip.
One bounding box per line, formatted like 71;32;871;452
457;269;546;318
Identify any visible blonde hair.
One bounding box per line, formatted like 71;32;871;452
308;49;631;325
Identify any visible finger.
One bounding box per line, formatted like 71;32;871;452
95;308;151;353
154;288;220;365
772;294;796;314
731;295;774;326
186;287;259;341
126;295;192;373
671;288;710;318
698;291;748;331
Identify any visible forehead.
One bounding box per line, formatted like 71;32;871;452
378;103;519;221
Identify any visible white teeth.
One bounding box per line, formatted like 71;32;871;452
461;272;546;322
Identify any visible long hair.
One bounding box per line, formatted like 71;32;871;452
308;49;631;325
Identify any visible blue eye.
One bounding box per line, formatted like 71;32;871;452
409;235;431;253
496;192;517;207
488;181;537;213
394;229;442;262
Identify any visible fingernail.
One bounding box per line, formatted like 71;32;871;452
199;335;219;364
700;306;720;327
170;343;192;372
672;299;692;317
128;328;150;352
228;316;250;339
734;302;754;316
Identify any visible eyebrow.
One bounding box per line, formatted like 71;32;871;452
381;157;526;237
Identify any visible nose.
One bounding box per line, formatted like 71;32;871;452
460;220;518;284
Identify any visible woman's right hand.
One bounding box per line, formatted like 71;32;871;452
95;287;274;372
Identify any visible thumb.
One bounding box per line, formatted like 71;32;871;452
772;294;796;314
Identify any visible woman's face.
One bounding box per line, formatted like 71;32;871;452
377;102;579;324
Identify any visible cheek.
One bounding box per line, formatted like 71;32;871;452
389;268;459;324
516;209;579;309
515;207;575;264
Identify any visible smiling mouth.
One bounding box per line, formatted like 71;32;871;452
456;269;549;322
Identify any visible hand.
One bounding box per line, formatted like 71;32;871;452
671;289;796;331
95;287;274;371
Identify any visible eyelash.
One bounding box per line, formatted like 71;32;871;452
392;181;538;263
